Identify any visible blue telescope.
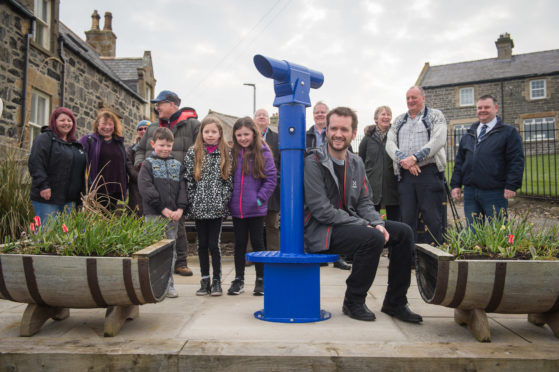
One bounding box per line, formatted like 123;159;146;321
247;55;337;323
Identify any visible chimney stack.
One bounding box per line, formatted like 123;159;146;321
85;10;117;57
495;33;514;60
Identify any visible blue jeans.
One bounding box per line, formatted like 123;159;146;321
32;201;75;225
463;186;507;225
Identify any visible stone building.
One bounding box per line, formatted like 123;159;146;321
416;33;559;158
0;0;156;150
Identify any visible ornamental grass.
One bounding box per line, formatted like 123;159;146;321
2;208;167;257
441;212;559;260
0;143;33;242
1;150;167;256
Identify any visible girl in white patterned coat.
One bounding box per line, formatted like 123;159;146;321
184;115;232;296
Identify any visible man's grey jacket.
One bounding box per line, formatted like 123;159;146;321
304;144;384;253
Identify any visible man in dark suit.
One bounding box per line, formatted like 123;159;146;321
451;95;524;224
255;109;280;250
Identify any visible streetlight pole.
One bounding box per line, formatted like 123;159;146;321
243;83;256;115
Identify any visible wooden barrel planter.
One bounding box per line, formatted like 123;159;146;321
0;239;174;337
415;243;559;342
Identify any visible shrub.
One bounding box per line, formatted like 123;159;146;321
0;143;33;242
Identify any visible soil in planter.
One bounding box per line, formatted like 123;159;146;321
458;248;558;260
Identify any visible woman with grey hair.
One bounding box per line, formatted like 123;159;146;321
358;106;400;221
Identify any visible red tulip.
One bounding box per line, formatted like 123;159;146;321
30;222;35;233
62;224;68;233
34;216;41;227
508;234;514;244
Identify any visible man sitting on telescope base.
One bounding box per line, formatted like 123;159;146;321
303;107;422;323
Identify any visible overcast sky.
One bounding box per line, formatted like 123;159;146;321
60;0;559;133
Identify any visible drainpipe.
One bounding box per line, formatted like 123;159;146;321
58;37;66;106
19;19;34;148
500;80;505;122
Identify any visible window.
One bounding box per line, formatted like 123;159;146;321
29;90;51;148
524;117;555;141
453;124;470;149
459;87;474;107
530;79;546;100
145;84;152;118
34;0;51;49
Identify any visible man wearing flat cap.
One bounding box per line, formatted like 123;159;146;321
136;90;201;279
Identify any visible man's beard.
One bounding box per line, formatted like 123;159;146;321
328;137;351;152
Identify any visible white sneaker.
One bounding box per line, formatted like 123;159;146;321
166;286;179;298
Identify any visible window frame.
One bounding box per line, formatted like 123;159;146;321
459;87;474;107
29;90;51;148
529;79;546;100
144;84;153;119
33;0;51;50
523;117;555;142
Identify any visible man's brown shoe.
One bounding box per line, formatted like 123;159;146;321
175;266;193;276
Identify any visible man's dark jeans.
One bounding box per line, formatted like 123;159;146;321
325;220;414;308
398;165;444;245
463;186;507;225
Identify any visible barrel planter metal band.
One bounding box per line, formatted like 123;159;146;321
0;239;174;336
415;243;559;341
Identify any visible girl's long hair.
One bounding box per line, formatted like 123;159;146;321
193;115;231;181
231;117;267;179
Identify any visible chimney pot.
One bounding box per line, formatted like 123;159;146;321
103;12;113;31
91;10;100;30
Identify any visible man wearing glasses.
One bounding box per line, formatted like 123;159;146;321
135;90;201;280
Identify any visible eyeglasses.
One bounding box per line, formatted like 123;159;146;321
154;100;170;108
137;127;148;132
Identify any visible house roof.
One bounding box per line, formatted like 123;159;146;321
207;110;238;143
207;110;238;128
419;49;559;88
102;58;143;82
58;23;145;102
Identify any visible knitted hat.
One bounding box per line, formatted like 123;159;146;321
136;120;151;129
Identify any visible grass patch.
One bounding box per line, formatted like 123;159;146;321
445;154;558;198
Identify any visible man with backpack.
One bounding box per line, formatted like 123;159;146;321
386;86;447;245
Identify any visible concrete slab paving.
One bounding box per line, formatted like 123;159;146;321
0;256;557;371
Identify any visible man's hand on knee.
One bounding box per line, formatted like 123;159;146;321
369;224;389;243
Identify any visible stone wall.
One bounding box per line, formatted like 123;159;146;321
61;47;145;144
425;76;559;129
424;76;559;158
0;4;146;149
0;3;30;141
